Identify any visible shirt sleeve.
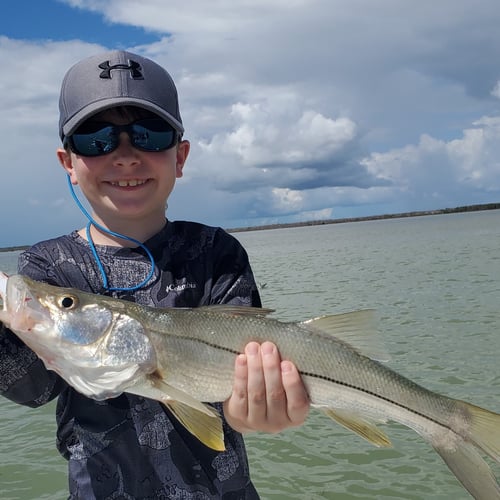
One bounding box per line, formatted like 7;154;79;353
0;249;65;407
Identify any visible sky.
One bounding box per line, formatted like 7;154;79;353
1;0;500;247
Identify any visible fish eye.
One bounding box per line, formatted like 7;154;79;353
58;295;78;310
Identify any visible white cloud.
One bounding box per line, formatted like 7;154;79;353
62;0;313;36
272;188;304;212
199;99;357;168
361;115;500;209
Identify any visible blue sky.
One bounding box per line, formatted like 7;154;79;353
1;0;500;247
2;1;158;46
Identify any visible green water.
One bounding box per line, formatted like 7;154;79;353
1;210;500;499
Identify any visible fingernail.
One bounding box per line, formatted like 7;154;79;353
246;343;259;356
261;342;275;356
281;361;293;373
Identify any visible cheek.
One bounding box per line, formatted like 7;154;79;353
69;164;88;186
69;158;102;186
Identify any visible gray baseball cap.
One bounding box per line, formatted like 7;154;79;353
58;50;184;141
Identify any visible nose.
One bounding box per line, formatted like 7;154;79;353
111;132;141;165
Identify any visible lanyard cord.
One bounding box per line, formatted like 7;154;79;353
66;175;155;292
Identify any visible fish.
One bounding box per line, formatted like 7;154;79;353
0;272;499;499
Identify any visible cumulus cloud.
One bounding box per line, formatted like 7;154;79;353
205;103;357;167
361;115;500;210
192;93;383;194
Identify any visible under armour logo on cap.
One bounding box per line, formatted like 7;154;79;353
98;60;144;79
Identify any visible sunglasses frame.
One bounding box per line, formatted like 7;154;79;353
64;118;179;157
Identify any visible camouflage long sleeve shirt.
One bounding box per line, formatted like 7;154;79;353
0;221;261;499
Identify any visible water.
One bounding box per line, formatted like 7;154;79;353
1;210;499;499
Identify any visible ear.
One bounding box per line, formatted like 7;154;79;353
175;140;190;178
57;148;78;185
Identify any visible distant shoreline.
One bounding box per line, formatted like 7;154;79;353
1;202;499;252
227;202;500;233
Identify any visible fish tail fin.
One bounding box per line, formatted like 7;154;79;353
433;401;500;500
433;442;500;499
463;401;500;462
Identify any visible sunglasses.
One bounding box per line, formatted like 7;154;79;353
64;118;179;157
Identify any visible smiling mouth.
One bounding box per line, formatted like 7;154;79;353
110;179;148;187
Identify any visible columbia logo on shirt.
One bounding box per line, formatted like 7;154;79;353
166;282;197;293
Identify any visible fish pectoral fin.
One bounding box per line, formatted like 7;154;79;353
127;376;218;417
302;310;391;362
323;408;392;448
126;377;225;451
166;400;225;452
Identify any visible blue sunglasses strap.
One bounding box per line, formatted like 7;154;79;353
66;174;155;292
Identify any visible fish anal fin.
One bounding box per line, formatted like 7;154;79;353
303;310;391;362
324;408;392;448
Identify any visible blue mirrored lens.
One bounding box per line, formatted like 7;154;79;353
71;125;117;155
131;119;176;152
68;119;177;156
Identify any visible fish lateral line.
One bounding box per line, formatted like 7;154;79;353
300;369;453;432
153;333;248;356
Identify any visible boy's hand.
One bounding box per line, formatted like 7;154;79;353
223;342;310;433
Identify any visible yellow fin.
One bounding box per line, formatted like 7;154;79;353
126;377;225;451
324;408;392;448
462;400;500;462
166;400;225;451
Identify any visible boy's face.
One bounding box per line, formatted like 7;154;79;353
57;107;189;230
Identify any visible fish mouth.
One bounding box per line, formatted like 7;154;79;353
0;273;49;331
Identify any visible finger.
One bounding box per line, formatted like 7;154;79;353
245;342;267;425
281;360;310;426
261;342;288;423
228;352;249;422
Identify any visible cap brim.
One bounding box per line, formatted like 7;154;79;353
62;98;184;139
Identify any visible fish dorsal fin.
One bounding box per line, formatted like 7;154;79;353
126;377;225;451
302;310;391;362
322;408;392;448
193;305;275;317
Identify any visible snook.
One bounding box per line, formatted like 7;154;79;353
0;273;499;499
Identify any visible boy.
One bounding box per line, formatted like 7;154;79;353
0;50;309;498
